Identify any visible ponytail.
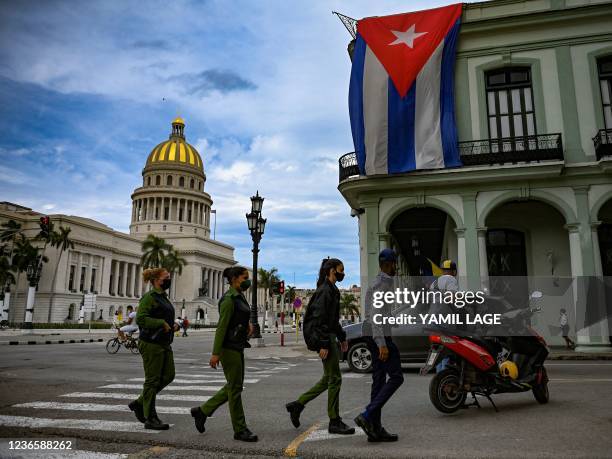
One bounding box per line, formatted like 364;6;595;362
223;265;248;282
316;258;343;287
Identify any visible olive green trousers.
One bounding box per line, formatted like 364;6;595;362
199;348;247;433
137;340;175;419
297;337;342;419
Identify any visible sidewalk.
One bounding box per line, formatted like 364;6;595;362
548;345;612;360
0;327;214;345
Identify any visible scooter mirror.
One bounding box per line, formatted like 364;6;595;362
531;291;543;299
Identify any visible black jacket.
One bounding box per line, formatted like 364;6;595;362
304;279;346;350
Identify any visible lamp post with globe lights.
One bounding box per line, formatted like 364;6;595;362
246;191;266;339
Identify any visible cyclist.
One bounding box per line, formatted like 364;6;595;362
119;306;138;342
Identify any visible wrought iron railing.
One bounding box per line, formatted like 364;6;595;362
338;134;565;183
339;152;360;182
458;133;563;166
593;129;612;161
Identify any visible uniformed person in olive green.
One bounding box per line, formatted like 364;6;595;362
129;267;179;430
286;258;355;435
190;266;258;442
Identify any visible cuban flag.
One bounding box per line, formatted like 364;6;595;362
349;3;463;175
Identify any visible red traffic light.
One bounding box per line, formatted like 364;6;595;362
279;281;285;295
40;216;50;226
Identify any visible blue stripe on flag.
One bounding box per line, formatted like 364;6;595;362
349;34;367;175
387;80;416;174
440;19;462;168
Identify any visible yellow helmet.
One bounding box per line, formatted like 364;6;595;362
499;361;519;380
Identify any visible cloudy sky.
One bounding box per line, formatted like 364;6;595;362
0;0;450;288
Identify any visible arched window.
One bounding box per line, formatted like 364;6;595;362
147;177;151;186
190;178;195;189
156;175;161;186
167;175;173;186
199;182;202;191
179;176;185;187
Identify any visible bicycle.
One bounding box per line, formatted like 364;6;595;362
106;333;140;354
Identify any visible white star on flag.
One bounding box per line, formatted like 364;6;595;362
388;24;428;48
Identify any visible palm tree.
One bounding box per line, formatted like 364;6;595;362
11;235;48;322
163;247;187;276
340;293;360;321
140;234;171;268
257;267;279;310
47;226;75;322
0;255;16;320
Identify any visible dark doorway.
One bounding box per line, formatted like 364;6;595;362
487;228;528;307
389;207;450;276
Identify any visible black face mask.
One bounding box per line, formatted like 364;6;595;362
160;278;171;291
335;271;345;282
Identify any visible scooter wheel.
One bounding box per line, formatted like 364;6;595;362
532;367;549;404
429;369;467;413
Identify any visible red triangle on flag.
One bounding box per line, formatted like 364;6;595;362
357;3;462;98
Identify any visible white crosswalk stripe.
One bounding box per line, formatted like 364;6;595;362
0;414;165;433
13;401;189;415
127;377;261;384
100;384;223;391
61;392;209;402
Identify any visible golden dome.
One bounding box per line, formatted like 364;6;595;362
145;119;203;171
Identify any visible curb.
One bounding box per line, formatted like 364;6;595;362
548;353;612;360
4;338;105;346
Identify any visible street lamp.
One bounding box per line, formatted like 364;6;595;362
246;191;266;339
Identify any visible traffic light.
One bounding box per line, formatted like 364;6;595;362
272;280;285;295
39;216;51;240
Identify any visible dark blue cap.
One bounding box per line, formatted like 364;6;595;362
379;248;397;263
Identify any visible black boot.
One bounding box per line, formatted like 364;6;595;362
328;417;355;435
369;427;398;443
354;414;378;440
145;416;169;430
190;407;207;433
234;428;258;442
285;401;304;428
145;400;169;430
128;400;145;423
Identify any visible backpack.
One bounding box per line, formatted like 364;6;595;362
302;291;323;352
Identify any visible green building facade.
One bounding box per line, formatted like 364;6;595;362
338;0;612;348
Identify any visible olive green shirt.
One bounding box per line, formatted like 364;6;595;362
136;287;167;330
213;287;240;355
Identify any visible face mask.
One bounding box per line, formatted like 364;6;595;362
160;278;171;291
239;279;252;291
335;271;345;282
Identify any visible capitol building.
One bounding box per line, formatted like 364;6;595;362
0;118;238;324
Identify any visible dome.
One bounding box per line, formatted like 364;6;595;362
145;118;203;171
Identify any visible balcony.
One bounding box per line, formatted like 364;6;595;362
458;133;563;166
593;129;612;161
338;133;564;182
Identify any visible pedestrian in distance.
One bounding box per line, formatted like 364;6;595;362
130;268;179;430
560;308;576;350
354;249;404;442
190;266;258;442
286;258;355;435
182;317;189;337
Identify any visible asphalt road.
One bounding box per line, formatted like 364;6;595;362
0;334;611;458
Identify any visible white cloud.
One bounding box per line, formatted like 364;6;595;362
210;161;255;185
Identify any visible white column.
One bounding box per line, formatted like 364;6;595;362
592;221;604;278
112;260;119;296
130;263;136;297
218;272;224;298
24;285;36;326
73;252;82;292
477;227;489;291
121;262;128;297
454;228;467;289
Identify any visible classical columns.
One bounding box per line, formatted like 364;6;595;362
121;262;128;297
112;260;119;296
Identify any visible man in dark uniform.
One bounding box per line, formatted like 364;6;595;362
354;249;404;442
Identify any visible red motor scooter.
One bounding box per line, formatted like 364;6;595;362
420;291;550;413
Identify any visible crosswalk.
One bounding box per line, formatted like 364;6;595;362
0;357;298;456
